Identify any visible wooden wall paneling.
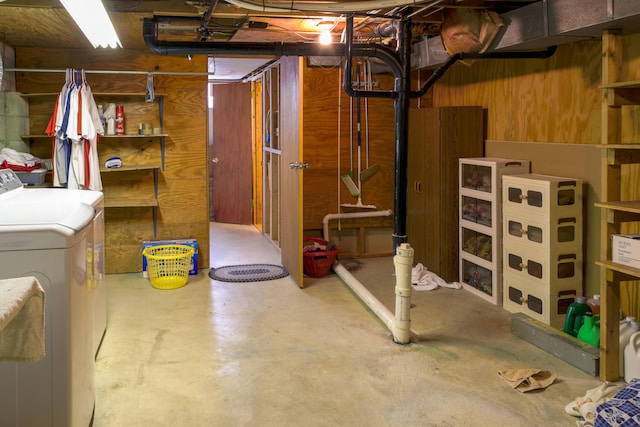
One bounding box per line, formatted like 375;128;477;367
301;63;396;233
433;42;602;144
409;69;434;109
16;47;209;273
301;65;340;227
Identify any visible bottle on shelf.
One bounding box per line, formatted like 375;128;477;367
625;331;640;383
115;105;125;135
586;294;601;315
563;296;590;337
620;316;640;378
97;104;107;130
104;103;116;135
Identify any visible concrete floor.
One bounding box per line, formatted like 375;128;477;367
94;222;603;426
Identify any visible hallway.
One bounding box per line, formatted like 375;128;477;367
94;222;602;426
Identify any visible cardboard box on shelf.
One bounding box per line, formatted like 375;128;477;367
612;234;640;270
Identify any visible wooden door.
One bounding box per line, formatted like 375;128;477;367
279;57;304;287
211;82;253;224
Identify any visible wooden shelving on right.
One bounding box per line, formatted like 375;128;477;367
596;30;640;381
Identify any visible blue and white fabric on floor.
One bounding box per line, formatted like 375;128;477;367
596;378;640;426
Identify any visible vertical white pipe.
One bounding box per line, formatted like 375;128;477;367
392;243;414;344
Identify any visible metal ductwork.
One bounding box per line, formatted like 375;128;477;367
412;0;640;69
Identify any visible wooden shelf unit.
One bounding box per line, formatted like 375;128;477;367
21;90;166;240
101;163;160;236
596;30;640;381
21;92;167;170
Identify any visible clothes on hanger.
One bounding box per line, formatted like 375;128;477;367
45;68;103;191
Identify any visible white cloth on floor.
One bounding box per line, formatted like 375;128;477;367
0;276;45;362
411;263;462;291
565;381;625;425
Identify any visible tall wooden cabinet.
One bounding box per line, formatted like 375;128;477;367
407;106;483;282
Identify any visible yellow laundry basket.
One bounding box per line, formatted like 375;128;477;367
142;244;195;290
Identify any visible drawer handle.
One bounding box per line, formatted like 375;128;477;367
519;262;528;269
519;194;528;200
519;296;528;303
520;228;528;235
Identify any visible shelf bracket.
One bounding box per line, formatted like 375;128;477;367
153;206;157;238
158;95;165;170
153;168;158;200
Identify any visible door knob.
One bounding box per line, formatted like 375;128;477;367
212;157;219;164
288;161;309;170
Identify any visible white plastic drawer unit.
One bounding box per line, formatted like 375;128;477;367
503;272;579;329
461;158;530;194
502;173;583;214
461;227;493;262
504;241;582;286
458;157;530;306
461;162;493;193
503;212;583;248
461;195;493;227
461;258;493;297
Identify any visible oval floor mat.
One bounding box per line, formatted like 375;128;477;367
208;264;289;283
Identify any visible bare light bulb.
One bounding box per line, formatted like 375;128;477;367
319;30;332;45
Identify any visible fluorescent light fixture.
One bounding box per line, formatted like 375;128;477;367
60;0;122;48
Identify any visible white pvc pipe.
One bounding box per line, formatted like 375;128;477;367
323;209;414;343
392;243;414;344
332;245;415;344
333;263;394;329
322;209;392;242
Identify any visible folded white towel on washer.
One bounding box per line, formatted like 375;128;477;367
0;276;45;362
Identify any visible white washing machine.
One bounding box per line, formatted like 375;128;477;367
0;169;104;427
31;185;106;356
